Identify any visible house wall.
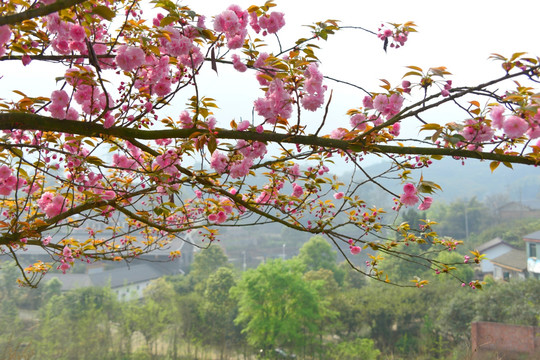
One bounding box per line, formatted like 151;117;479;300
480;245;514;274
471;321;540;359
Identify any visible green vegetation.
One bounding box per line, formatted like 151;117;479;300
1;235;539;359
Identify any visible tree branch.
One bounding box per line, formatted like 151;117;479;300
0;0;88;26
0;112;537;165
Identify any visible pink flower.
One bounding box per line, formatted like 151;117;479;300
116;45;145;72
418;196;433;211
401;192;419;207
237;120;250;131
210;151;229;173
0;165;12;179
229;157;253;178
350;246;362;255
373;94;388;113
42;236;51;246
0;25;12;45
330;128;347;139
390;122;401;136
69;24;86;42
350;113;367;131
333;192;344;200
490;105;505;129
22;55;32;66
363;96;374;109
232;54;247;72
292;183;304;198
403;183;416;194
51;90;70;107
503;116;528;139
153;78;171;97
258;12;285;34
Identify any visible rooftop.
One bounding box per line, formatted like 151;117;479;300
491;249;528;272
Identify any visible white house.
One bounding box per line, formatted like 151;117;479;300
477;238;515;276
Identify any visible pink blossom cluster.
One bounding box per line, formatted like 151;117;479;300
400;183;418;207
64;67;111;116
251;11;286;35
37;192;70;218
45;13;107;59
301;63;327;111
490;105;530;139
441;80;452;97
48;90;78;120
213;5;249;49
58;245;74;274
254;79;293;124
0;165;18;196
350;113;368;131
0;25;12;57
154;149;181;177
460;118;495;143
364;93;404;119
348;239;362;255
210;140;267;178
160;26;193;57
377;24;409;49
116;45;145;72
399;183;433;210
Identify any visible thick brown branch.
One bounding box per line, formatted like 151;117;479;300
0;0;87;26
0;112;537;165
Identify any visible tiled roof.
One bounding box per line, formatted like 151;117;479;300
491;249;527;272
477;238;509;252
523;230;540;241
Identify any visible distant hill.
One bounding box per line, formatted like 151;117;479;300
348;157;540;203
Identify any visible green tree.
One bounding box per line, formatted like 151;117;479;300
232;259;321;357
189;245;232;289
297;235;345;284
202;267;240;359
330;338;380;360
37;287;118;360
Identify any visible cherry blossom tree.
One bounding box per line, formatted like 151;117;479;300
1;0;539;287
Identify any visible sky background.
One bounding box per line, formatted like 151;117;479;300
2;0;540;172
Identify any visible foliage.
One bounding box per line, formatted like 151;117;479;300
231;258;322;354
0;0;539;288
330;338;381;360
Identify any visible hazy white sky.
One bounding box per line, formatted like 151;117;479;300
2;0;540;160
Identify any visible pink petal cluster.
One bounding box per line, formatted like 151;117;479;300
38;192;70;218
231;54;247;72
348;239;362;255
461;119;494;143
400;183;419;207
377;24;409;49
161;27;193;57
0;165;17;196
116;45;145;72
350;113;367;131
372;93;404;119
418;196;433;211
333;192;344;200
213;5;249;49
48;89;78;120
254;79;292;124
0;25;12;57
490;105;506;129
210;151;229;173
257;12;285;34
292;183;304;197
301;63;326;111
503;115;528;139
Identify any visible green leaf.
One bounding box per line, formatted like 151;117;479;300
93;6;116;21
489;161;499;173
